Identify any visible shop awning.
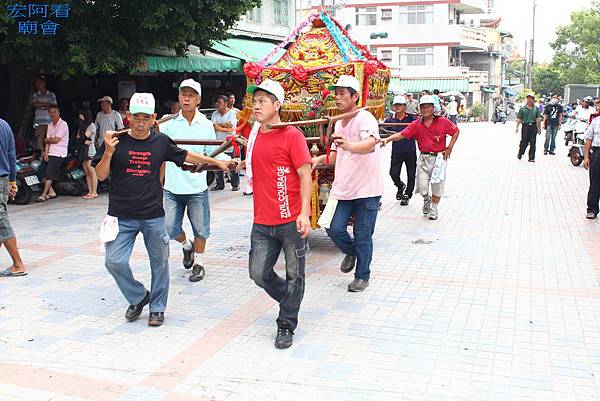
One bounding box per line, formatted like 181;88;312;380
137;47;243;73
480;86;496;94
389;78;469;93
211;38;283;63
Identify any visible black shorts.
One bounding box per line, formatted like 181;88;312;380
45;156;64;181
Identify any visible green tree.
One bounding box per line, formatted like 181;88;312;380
550;0;600;85
505;60;525;84
531;64;565;96
0;0;260;133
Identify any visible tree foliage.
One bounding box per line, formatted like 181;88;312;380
0;0;261;78
550;0;600;85
531;65;565;96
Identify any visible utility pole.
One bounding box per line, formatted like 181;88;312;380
528;0;536;89
523;40;528;88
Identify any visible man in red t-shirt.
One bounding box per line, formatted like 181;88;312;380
236;79;312;349
382;95;460;220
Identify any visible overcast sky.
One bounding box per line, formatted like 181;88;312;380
495;0;592;63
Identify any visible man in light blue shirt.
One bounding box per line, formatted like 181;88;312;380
161;79;227;282
211;96;240;191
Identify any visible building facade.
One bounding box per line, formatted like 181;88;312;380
319;0;510;118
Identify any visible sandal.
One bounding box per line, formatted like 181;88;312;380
48;194;58;199
35;195;48;202
0;268;27;277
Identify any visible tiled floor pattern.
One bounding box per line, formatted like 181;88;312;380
1;122;599;401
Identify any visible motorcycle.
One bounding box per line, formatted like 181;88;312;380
9;155;42;205
492;108;507;124
568;119;591;166
53;156;88;196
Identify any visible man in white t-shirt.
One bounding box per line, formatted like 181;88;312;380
32;77;57;153
447;96;458;124
95;96;124;148
211;95;239;191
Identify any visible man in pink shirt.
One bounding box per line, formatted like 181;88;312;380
382;95;460;220
312;75;383;293
36;105;69;202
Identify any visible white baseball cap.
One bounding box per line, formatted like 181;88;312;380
525;92;536;98
247;79;285;104
419;95;435;105
129;93;155;115
179;79;202;96
392;95;406;105
328;75;361;93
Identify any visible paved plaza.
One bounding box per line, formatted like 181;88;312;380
1;122;599;401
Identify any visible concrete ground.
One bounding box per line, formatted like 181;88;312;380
1;122;598;401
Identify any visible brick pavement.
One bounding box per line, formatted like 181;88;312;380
0;122;599;401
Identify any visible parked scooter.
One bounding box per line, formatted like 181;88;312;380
568;120;591;166
53;155;88;196
9;155;42;205
492;107;507;124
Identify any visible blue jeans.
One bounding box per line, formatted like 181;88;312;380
105;217;170;313
545;124;559;152
249;222;308;331
164;189;210;240
326;196;381;281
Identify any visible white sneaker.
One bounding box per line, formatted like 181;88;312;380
422;196;432;215
427;208;438;220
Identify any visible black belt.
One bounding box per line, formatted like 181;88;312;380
421;152;438;156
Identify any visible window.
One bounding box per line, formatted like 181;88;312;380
399;5;433;24
247;6;262;23
274;0;289;26
381;50;392;62
381;9;392;20
355;7;377;26
399;47;434;66
369;46;377;56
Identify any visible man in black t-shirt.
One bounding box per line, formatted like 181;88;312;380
543;94;564;155
93;93;229;327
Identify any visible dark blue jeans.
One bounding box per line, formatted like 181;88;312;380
249;222;308;331
105;217;170;312
326;196;381;281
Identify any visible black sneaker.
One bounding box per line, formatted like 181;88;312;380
125;291;150;322
549;151;555;155
275;327;293;349
189;264;205;282
517;153;523;160
544;150;548;155
400;194;410;206
586;212;597;219
210;186;224;191
340;254;357;273
182;241;194;269
396;182;406;200
231;186;240;191
528;159;535;163
148;312;164;327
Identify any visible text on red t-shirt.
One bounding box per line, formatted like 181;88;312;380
251;126;312;225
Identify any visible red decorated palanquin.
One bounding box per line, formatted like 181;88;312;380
241;11;390;123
